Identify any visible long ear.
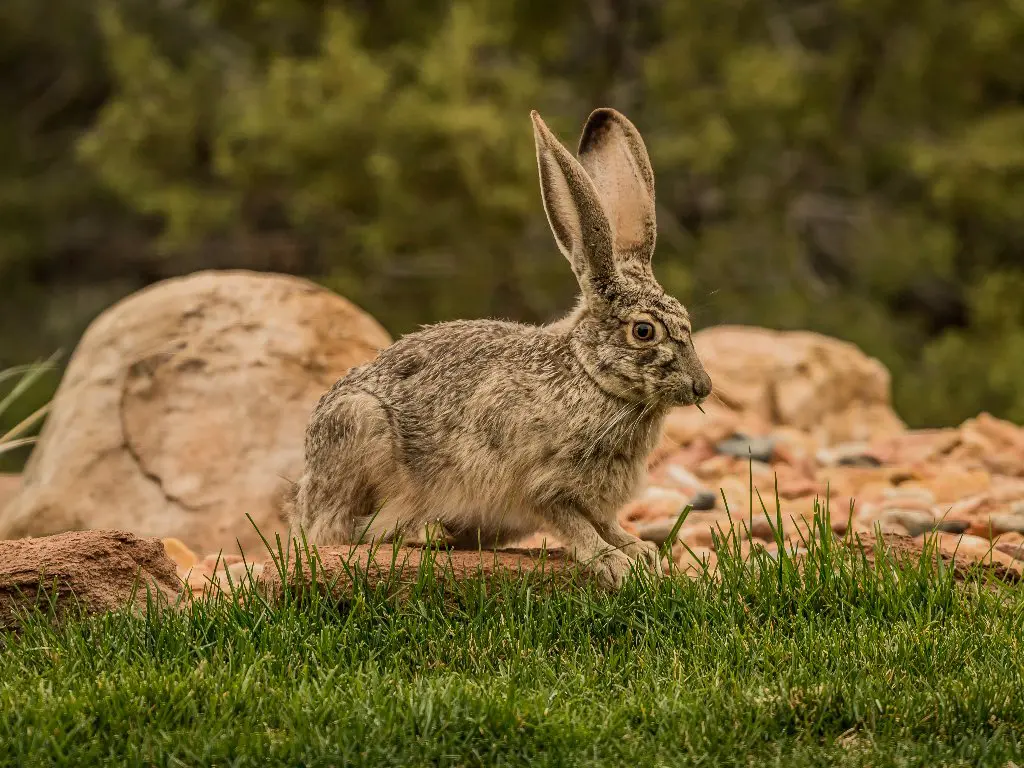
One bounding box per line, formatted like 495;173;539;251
531;110;621;303
576;108;656;274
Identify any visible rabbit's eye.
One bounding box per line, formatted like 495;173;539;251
632;322;655;342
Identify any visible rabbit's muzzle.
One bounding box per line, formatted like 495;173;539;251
691;367;713;401
675;346;713;405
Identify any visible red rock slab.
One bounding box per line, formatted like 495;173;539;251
257;544;581;600
843;532;1022;583
0;529;183;627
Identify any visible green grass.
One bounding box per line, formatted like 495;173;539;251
1;505;1023;767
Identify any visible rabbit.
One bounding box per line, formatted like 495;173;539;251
286;107;712;589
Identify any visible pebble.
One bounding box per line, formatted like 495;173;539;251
996;541;1024;561
816;442;880;467
715;434;776;463
634;519;681;547
689;490;718;511
934;519;970;534
880;508;935;537
161;537;198;572
663;464;702;489
989;512;1024;535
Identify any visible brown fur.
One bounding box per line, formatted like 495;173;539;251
288;108;713;589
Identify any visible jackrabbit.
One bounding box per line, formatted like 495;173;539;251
288;107;712;588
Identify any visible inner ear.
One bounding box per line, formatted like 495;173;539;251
531;110;621;304
576;108;656;264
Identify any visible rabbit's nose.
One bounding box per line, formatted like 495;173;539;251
692;372;712;399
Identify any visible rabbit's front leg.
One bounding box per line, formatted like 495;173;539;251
592;519;665;578
548;506;633;590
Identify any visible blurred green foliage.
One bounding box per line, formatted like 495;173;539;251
1;0;1023;469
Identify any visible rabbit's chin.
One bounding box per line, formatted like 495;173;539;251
660;388;705;409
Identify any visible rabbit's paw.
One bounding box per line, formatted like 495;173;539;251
587;548;634;590
622;538;665;578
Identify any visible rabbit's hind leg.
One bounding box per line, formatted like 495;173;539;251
291;390;397;546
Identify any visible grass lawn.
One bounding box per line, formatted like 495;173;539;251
1;511;1023;767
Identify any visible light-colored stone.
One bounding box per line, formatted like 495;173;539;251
620;487;692;525
882;486;935;506
867;429;960;466
162;537;198;574
989;512;1024;536
932;533;1022;571
916;470;991;505
660;404;739;447
692;325;905;446
0;474;19;513
0;270;392;557
879;508;935;537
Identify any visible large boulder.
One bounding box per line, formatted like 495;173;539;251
0;270;391;557
0;474;19;513
691;325;905;446
0;530;182;627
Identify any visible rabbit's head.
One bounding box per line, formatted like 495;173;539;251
532;108;712;408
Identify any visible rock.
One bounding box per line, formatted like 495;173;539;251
816;442;878;467
676;516;728;549
0;530;182;627
745;512;814;543
511;531;565;550
620;487;692;525
660;404;740;447
866;429;960;465
696;454;739;479
933;519;971;534
689;490;718;511
845;532;1021;582
995;536;1024;561
183;554;266;600
651;441;718;482
880;487;935;513
771;434;818;477
0;270;392;557
715;435;776;463
880;508;935;537
913;470;991;506
162;537;198;574
932;533;1022;572
772;466;826;500
648;458;704;494
635;518;683;547
256;544;579;601
0;474;19;512
839;454;883;468
692;325;905;445
959;414;1024;476
989;512;1024;535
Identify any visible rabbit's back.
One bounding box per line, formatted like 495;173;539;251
337;318;594;474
